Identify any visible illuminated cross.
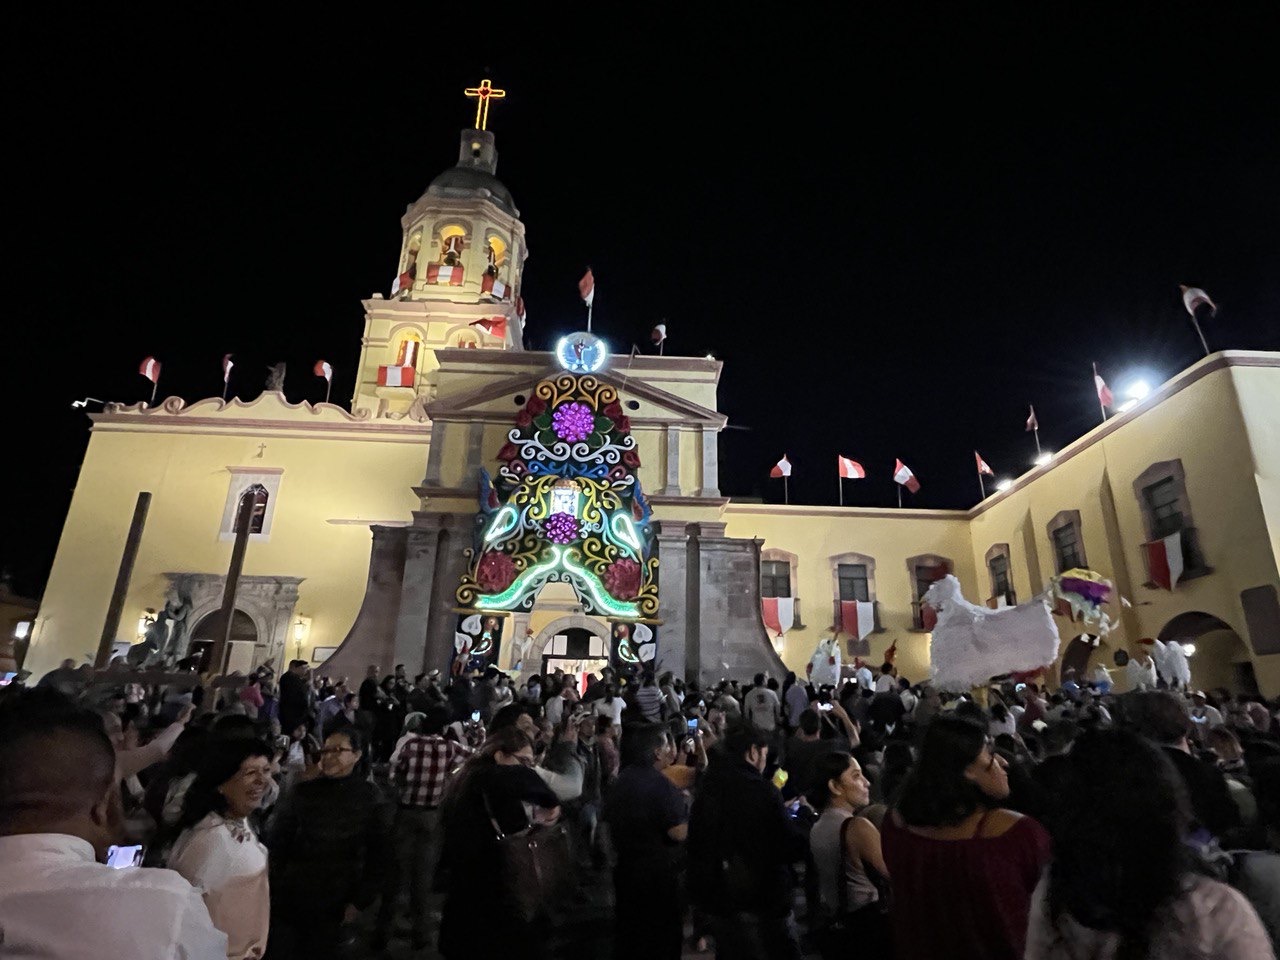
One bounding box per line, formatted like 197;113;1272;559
464;78;506;131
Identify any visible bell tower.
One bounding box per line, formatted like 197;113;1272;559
352;80;528;420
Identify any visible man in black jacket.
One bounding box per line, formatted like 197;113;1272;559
688;725;808;960
278;659;311;734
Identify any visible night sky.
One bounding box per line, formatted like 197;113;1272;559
5;9;1278;598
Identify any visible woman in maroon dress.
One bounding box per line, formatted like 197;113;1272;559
881;715;1051;960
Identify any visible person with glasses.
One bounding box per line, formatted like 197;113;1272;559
881;716;1051;960
266;728;391;959
438;726;562;959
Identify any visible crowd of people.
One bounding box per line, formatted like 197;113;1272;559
1;653;1278;959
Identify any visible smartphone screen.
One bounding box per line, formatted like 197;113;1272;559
106;844;144;869
817;703;833;712
686;718;698;732
470;710;481;723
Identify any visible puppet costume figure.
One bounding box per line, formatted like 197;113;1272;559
808;635;842;688
922;575;1061;692
1152;639;1192;689
1125;652;1158;690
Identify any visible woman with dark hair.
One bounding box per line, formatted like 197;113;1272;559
438;726;562;959
268;727;392;958
881;715;1051;960
1026;728;1272;959
806;752;890;959
168;738;274;959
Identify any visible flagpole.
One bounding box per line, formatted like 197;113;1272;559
897;486;902;509
1189;313;1211;356
222;381;228;401
587;302;593;334
1033;426;1042;457
150;380;158;406
658;339;664;356
1094;363;1108;423
783;475;789;505
838;475;843;507
325;381;332;404
978;472;987;500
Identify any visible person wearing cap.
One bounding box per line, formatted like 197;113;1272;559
1190;691;1224;729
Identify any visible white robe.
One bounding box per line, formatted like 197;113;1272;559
1152;639;1192;688
808;637;842;688
1125;656;1158;690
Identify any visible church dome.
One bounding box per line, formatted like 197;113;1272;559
424;129;517;215
427;165;515;213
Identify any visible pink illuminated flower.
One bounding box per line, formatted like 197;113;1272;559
545;512;580;544
476;551;517;593
604;557;642;600
552;402;595;443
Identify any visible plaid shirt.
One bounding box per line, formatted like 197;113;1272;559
392;734;470;808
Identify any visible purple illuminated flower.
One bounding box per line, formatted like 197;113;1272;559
552;402;595;443
545;512;580;544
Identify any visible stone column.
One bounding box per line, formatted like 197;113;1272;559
697;427;721;497
662;427;682;495
654;520;692;680
693;525;787;681
422;514;476;675
393;520;445;674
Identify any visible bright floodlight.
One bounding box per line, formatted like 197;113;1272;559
1034;452;1054;467
996;478;1013;492
1126;380;1151;401
1182;643;1196;657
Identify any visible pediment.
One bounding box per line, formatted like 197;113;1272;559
426;365;727;429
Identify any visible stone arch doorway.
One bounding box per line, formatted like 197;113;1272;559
1059;632;1113;684
531;614;611;694
188;610;258;673
1158;611;1257;695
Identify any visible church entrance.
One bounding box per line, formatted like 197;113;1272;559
540;627;609;695
188;610;258;673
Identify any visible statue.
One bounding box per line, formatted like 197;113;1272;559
265;363;287;393
130;590;194;666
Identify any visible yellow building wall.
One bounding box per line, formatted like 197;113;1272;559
722;505;976;684
969;356;1280;695
28;408;426;675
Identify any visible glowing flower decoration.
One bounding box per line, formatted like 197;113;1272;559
603;401;623;420
515;409;533;428
623;449;642;469
526;396;547;415
603;557;642;600
476;550;517;593
544;512;580;544
613;415;632;434
497;441;519;462
552;402;595;443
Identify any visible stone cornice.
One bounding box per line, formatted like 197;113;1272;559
725;503;969;521
91;393;431;441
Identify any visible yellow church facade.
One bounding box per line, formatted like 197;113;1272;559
22;111;1280;697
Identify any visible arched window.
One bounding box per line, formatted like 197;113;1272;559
1047;510;1086;573
906;554;953;630
485;235;508;276
396;332;422;368
438;225;466;265
986;543;1015;606
394;231;422;297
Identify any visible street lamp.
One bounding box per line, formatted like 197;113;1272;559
137;609;156;639
293;617;308;661
996;478;1014;492
1034;451;1054;467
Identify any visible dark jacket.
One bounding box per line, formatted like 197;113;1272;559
277;671;310;732
268;772;392;914
687;754;808;917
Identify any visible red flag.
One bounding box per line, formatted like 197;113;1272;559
770;455;792;478
894;459;920;493
1026;405;1038;432
1143;533;1185;590
221;354;234;384
578;268;595;307
138;356;161;383
1093;364;1113;408
470;317;507;339
837;455;865;479
975;451;994;476
651;323;667;345
313;360;332;382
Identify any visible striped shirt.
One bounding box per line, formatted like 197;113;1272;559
635;685;665;722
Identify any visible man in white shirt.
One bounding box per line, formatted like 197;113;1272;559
874;662;898;694
743;673;781;732
0;689;226;959
545;678;579;726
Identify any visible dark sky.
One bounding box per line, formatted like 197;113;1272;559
5;9;1278;598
